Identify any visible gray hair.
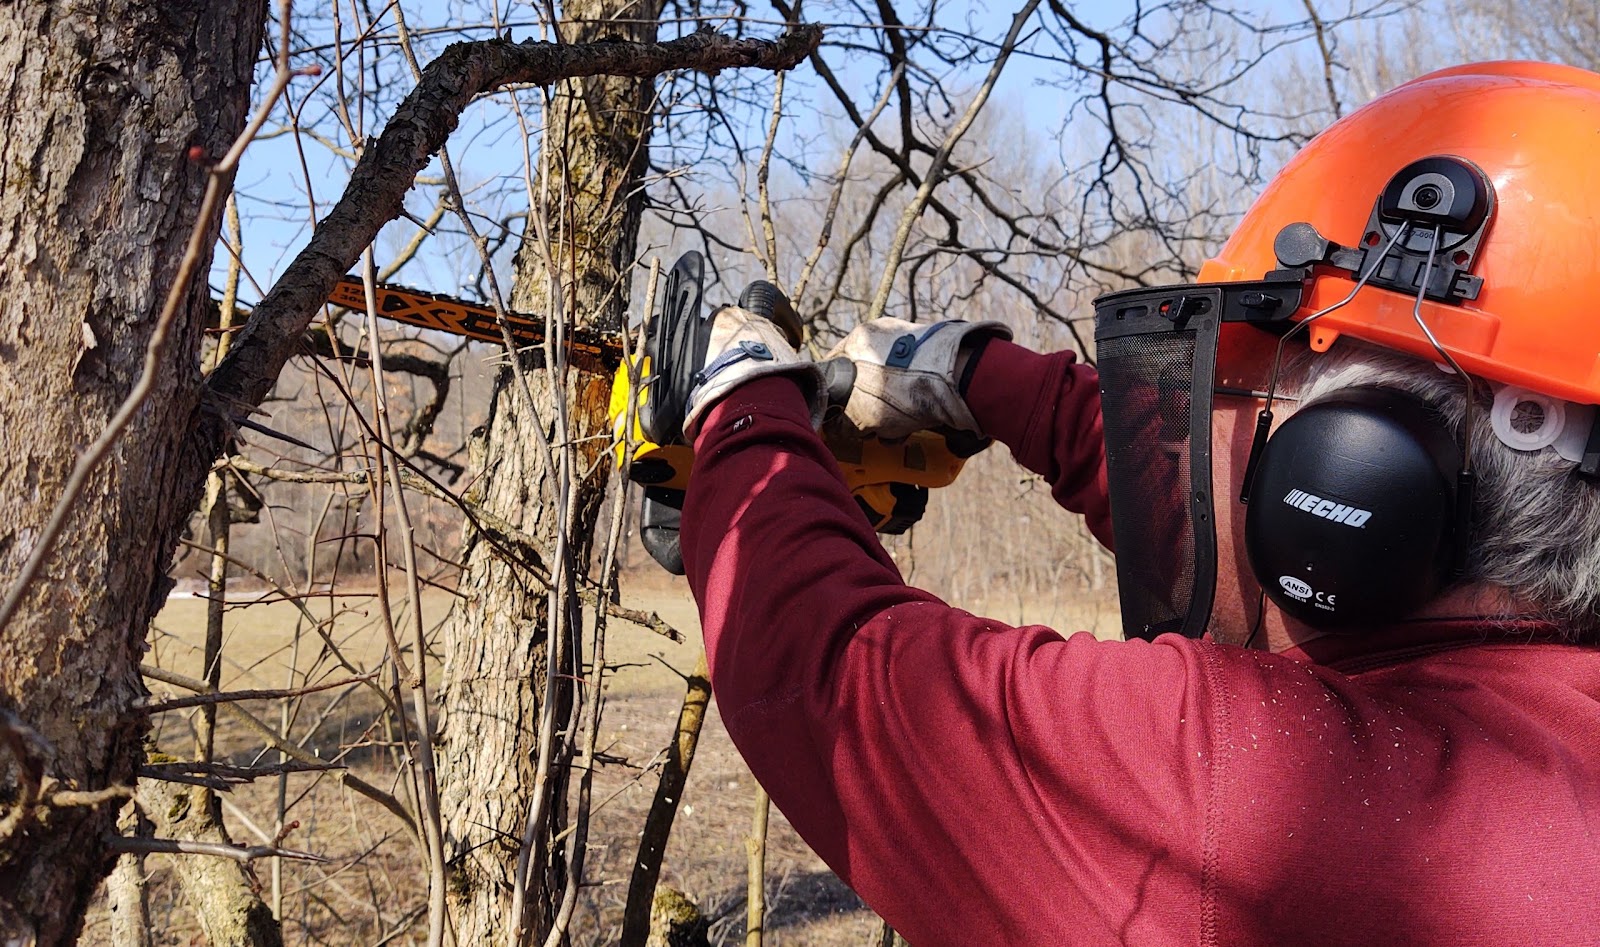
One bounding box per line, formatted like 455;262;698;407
1290;341;1600;637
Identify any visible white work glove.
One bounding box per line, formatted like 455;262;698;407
824;318;1012;441
682;305;826;438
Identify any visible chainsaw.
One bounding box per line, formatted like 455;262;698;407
328;252;987;574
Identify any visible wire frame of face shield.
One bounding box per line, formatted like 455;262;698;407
1093;278;1304;641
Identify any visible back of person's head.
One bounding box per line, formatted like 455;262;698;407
1292;343;1600;638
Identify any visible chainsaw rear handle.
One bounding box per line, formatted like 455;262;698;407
737;279;858;415
819;358;856;417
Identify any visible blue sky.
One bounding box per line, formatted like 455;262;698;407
215;0;1380;307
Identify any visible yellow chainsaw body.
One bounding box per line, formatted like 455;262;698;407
608;358;968;528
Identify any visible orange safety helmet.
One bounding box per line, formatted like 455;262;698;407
1205;60;1600;405
1091;61;1600;641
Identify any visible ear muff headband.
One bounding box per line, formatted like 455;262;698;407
1244;387;1461;628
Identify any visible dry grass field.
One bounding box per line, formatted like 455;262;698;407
84;574;1119;945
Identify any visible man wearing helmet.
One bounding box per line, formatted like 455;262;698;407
670;61;1600;944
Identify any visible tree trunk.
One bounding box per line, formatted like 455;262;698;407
105;854;152;947
106;805;152;947
0;3;263;943
436;1;659;942
139;779;283;947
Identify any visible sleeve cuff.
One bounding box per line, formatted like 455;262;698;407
963;339;1074;455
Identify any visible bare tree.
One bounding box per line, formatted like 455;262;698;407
0;4;819;941
434;0;667;938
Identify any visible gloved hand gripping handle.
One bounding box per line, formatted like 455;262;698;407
621;264;985;572
739;280;858;417
637;275;817;576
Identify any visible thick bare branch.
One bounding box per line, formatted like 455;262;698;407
200;25;823;448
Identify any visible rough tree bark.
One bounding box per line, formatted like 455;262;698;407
436;1;661;941
106;805;152;947
0;3;265;943
137;779;284;947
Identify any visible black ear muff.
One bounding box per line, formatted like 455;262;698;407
1244;387;1461;629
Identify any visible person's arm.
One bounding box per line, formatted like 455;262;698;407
962;338;1113;547
681;376;1209;945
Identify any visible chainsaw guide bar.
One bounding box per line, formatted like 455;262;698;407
329;277;626;374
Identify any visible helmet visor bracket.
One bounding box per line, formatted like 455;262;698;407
1273;156;1495;306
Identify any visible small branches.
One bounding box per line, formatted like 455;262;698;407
139;673;379;714
137;760;345;792
619;651;711;947
863;0;1042;322
201;24;824;442
0;708;133;846
140;665;417;835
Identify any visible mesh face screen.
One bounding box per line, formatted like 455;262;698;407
1094;278;1302;640
1099;331;1201;639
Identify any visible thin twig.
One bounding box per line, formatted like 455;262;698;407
139;664;417;835
746;787;771;947
510;70;580;946
138;759;343;787
864;0;1040;321
1301;0;1344;120
107;834;328;865
792;62;903;306
756;73;784;284
546;257;659;947
878;918;899;947
140;672;378;712
619;651;709;947
360;249;451;947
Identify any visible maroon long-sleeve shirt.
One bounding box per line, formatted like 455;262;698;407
681;340;1600;946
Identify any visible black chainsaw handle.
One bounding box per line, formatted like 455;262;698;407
736;280;804;348
737;279;856;414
